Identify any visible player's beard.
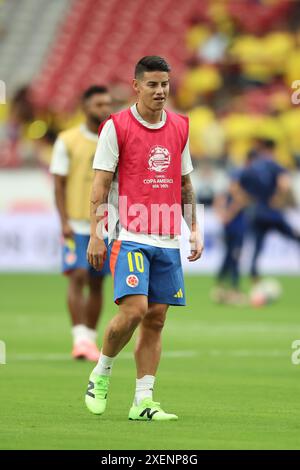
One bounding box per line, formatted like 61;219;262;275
89;114;104;127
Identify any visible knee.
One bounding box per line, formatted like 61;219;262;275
127;310;144;329
88;276;103;295
142;305;167;332
121;298;148;329
147;317;165;333
70;269;87;289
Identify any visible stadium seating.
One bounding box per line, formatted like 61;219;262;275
1;0;295;114
0;0;71;95
31;0;201;111
1;0;300;168
228;0;293;35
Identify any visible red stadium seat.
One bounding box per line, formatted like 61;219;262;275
31;0;204;111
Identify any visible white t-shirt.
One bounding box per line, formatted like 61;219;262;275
93;104;193;248
50;124;98;235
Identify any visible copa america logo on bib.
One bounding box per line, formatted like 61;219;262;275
148;145;171;173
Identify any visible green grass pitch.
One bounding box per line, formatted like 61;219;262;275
0;274;300;450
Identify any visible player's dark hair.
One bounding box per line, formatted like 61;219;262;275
135;56;171;78
82;85;109;101
256;138;276;150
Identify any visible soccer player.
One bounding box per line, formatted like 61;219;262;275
85;56;203;421
226;139;300;281
241;139;300;280
50;86;112;361
213;169;247;305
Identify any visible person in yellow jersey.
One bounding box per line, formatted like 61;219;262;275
50;86;112;361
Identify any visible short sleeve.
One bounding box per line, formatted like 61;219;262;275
50;138;70;176
181;137;193;176
93;119;119;172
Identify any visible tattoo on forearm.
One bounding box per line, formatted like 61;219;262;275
182;176;196;227
91;199;99;213
90;173;112;217
91;195;107;216
91;197;106;216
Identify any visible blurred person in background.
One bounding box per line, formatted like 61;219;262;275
50;85;112;361
0;87;35;168
240;139;300;282
225;139;300;284
212;167;248;305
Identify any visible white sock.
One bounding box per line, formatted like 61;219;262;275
93;352;114;376
86;327;97;344
134;375;155;406
72;324;89;345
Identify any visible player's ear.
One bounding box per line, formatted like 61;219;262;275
132;79;139;95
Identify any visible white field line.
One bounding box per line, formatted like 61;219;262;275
5;349;290;362
8;350;197;361
168;323;300;334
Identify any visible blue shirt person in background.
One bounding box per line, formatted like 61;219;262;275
239;139;300;281
212;169;248;305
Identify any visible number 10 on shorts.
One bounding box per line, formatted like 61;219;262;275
127;252;144;273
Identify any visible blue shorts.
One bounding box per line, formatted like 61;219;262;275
109;241;185;306
62;234;110;277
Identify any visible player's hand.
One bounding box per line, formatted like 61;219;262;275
188;229;204;262
62;222;74;239
87;236;107;271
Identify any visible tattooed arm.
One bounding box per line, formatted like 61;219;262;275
181;174;203;262
87;170;114;271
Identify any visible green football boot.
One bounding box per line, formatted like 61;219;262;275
128;398;178;421
85;373;110;415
